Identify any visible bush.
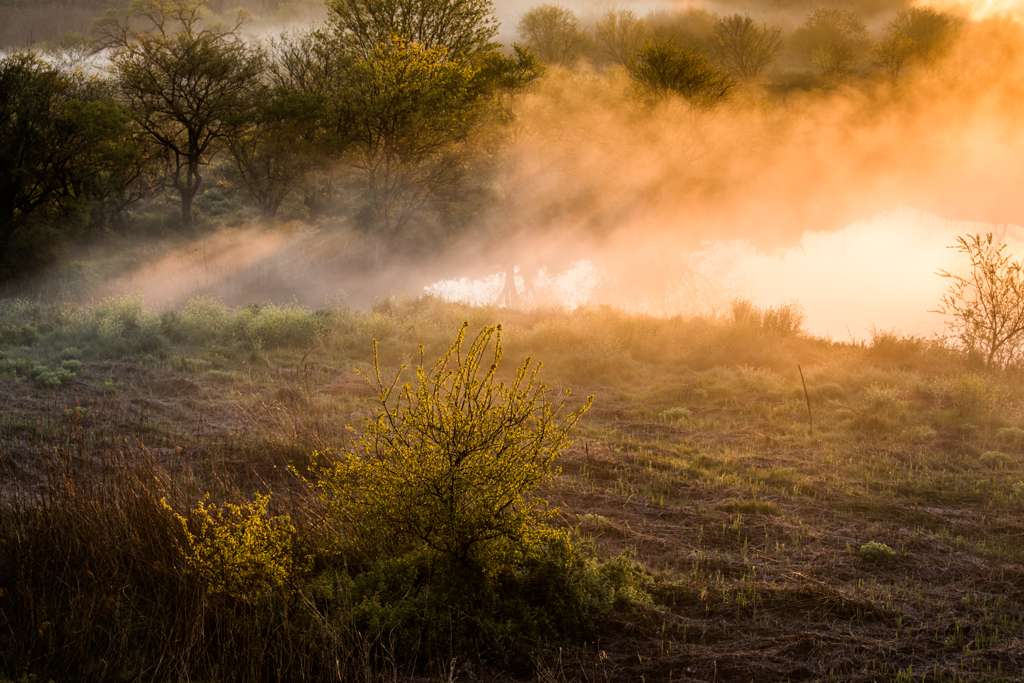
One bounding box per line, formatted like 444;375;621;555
980;451;1015;471
859;541;896;564
660;406;692;424
627;38;736;106
309;323;592;574
166;493;298;601
934;372;1003;419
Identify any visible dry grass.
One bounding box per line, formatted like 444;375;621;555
2;298;1024;681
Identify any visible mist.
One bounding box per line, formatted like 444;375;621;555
8;0;1024;342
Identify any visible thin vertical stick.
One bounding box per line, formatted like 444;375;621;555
798;365;812;434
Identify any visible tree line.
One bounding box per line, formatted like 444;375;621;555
0;0;975;280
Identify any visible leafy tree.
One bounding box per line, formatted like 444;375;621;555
792;8;870;83
309;324;591;572
885;6;963;67
264;28;361;215
594;8;648;67
627;38;736;106
328;0;498;59
97;0;264;228
226;88;333;218
517;4;590;66
935;234;1024;369
645;6;718;53
709;13;783;79
0;53;134;277
347;36;484;240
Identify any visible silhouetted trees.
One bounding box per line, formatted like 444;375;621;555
517;5;589;66
710;14;783;79
594;9;647;68
627;39;736;106
792;8;870;83
98;0;264;228
0;53;134;276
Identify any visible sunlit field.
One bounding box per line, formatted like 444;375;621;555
5;0;1024;680
2;292;1024;681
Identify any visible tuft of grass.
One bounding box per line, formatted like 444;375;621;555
717;499;783;516
980;451;1015;470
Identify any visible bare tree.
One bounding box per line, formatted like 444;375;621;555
517;5;589;66
935;234;1024;369
792;8;870;84
872;31;915;84
709;14;783;80
594;8;647;67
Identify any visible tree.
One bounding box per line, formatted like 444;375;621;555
645;6;718;53
884;6;962;68
264;28;362;215
627;38;736;106
594;8;648;67
347;37;484;240
97;0;264;228
0;53;134;277
871;31;915;84
709;13;783;79
791;8;870;83
309;324;591;571
516;5;590;66
226;87;333;218
935;234;1024;369
328;0;498;59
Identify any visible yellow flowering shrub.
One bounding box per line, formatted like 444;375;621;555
165;493;297;600
310;323;591;574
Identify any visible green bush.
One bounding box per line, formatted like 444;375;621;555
165;493;299;601
996;426;1024;445
309;323;592;574
980;451;1015;471
859;541;896;564
660;406;692;424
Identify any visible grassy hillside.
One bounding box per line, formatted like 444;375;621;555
1;295;1022;681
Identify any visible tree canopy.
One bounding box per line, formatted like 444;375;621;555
328;0;498;59
627;38;736;106
0;53;133;276
98;0;264;228
710;14;783;79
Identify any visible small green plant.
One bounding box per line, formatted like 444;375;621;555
909;425;937;441
980;451;1015;470
309;324;592;575
165;493;298;600
859;541;896;564
60;359;82;373
660;406;692;424
934;372;1002;419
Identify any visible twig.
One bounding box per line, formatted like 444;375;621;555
798;365;812;434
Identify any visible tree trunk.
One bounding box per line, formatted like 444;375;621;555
177;160;202;228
